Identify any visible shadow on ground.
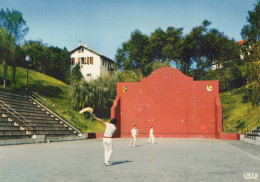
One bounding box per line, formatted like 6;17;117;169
111;160;133;166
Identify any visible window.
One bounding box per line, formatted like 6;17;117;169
71;58;75;66
82;48;84;52
78;49;81;53
87;74;91;77
81;57;84;64
90;57;93;65
85;57;93;65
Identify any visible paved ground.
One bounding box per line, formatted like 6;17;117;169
0;138;260;182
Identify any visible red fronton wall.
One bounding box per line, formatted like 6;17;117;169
111;67;238;139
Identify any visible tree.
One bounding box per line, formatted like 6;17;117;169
70;64;83;111
22;40;71;83
143;61;170;77
22;40;46;71
202;29;240;69
71;64;83;84
46;46;71;83
242;41;260;105
162;27;183;62
11;45;25;88
116;20;239;79
0;8;29;89
241;1;260;43
116;28;183;75
0;27;15;87
0;8;29;45
240;1;260;105
116;30;149;71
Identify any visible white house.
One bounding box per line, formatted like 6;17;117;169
70;44;116;81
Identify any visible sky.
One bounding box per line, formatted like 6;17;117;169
0;0;257;60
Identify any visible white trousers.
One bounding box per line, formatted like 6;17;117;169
131;136;136;146
103;138;113;164
147;135;155;144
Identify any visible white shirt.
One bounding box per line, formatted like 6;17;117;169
149;128;153;136
131;128;138;137
104;122;117;137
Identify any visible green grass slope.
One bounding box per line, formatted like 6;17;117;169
0;66;105;133
220;86;260;133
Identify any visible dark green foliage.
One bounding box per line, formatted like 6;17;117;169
117;70;142;82
71;64;83;83
240;1;260;105
143;61;170;77
0;8;28;89
70;70;143;118
241;1;260;42
0;27;15;87
202;65;245;92
116;27;183;75
116;20;240;78
70;72;118;117
21;41;71;83
0;8;29;44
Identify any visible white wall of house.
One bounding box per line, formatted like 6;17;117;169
100;57;114;76
70;46;115;81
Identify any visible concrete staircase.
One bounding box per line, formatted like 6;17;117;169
0;91;83;144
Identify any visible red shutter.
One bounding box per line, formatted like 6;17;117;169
87;57;89;64
91;57;93;65
84;57;86;64
78;58;80;64
73;58;75;65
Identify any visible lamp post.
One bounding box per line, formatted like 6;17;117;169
25;55;31;90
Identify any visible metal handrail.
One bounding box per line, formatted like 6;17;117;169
0;100;34;131
243;118;260;133
29;92;81;135
243;118;260;139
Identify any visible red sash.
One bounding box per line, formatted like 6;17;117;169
103;136;112;138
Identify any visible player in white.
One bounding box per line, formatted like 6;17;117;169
147;126;155;144
95;115;117;166
130;125;138;147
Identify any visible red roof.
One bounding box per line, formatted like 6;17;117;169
237;40;245;46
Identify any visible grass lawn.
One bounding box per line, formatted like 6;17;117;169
220;86;260;133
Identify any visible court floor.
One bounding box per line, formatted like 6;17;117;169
0;138;259;182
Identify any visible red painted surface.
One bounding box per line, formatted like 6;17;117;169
111;67;237;140
218;133;240;140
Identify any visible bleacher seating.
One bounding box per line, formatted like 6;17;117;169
0;91;81;140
